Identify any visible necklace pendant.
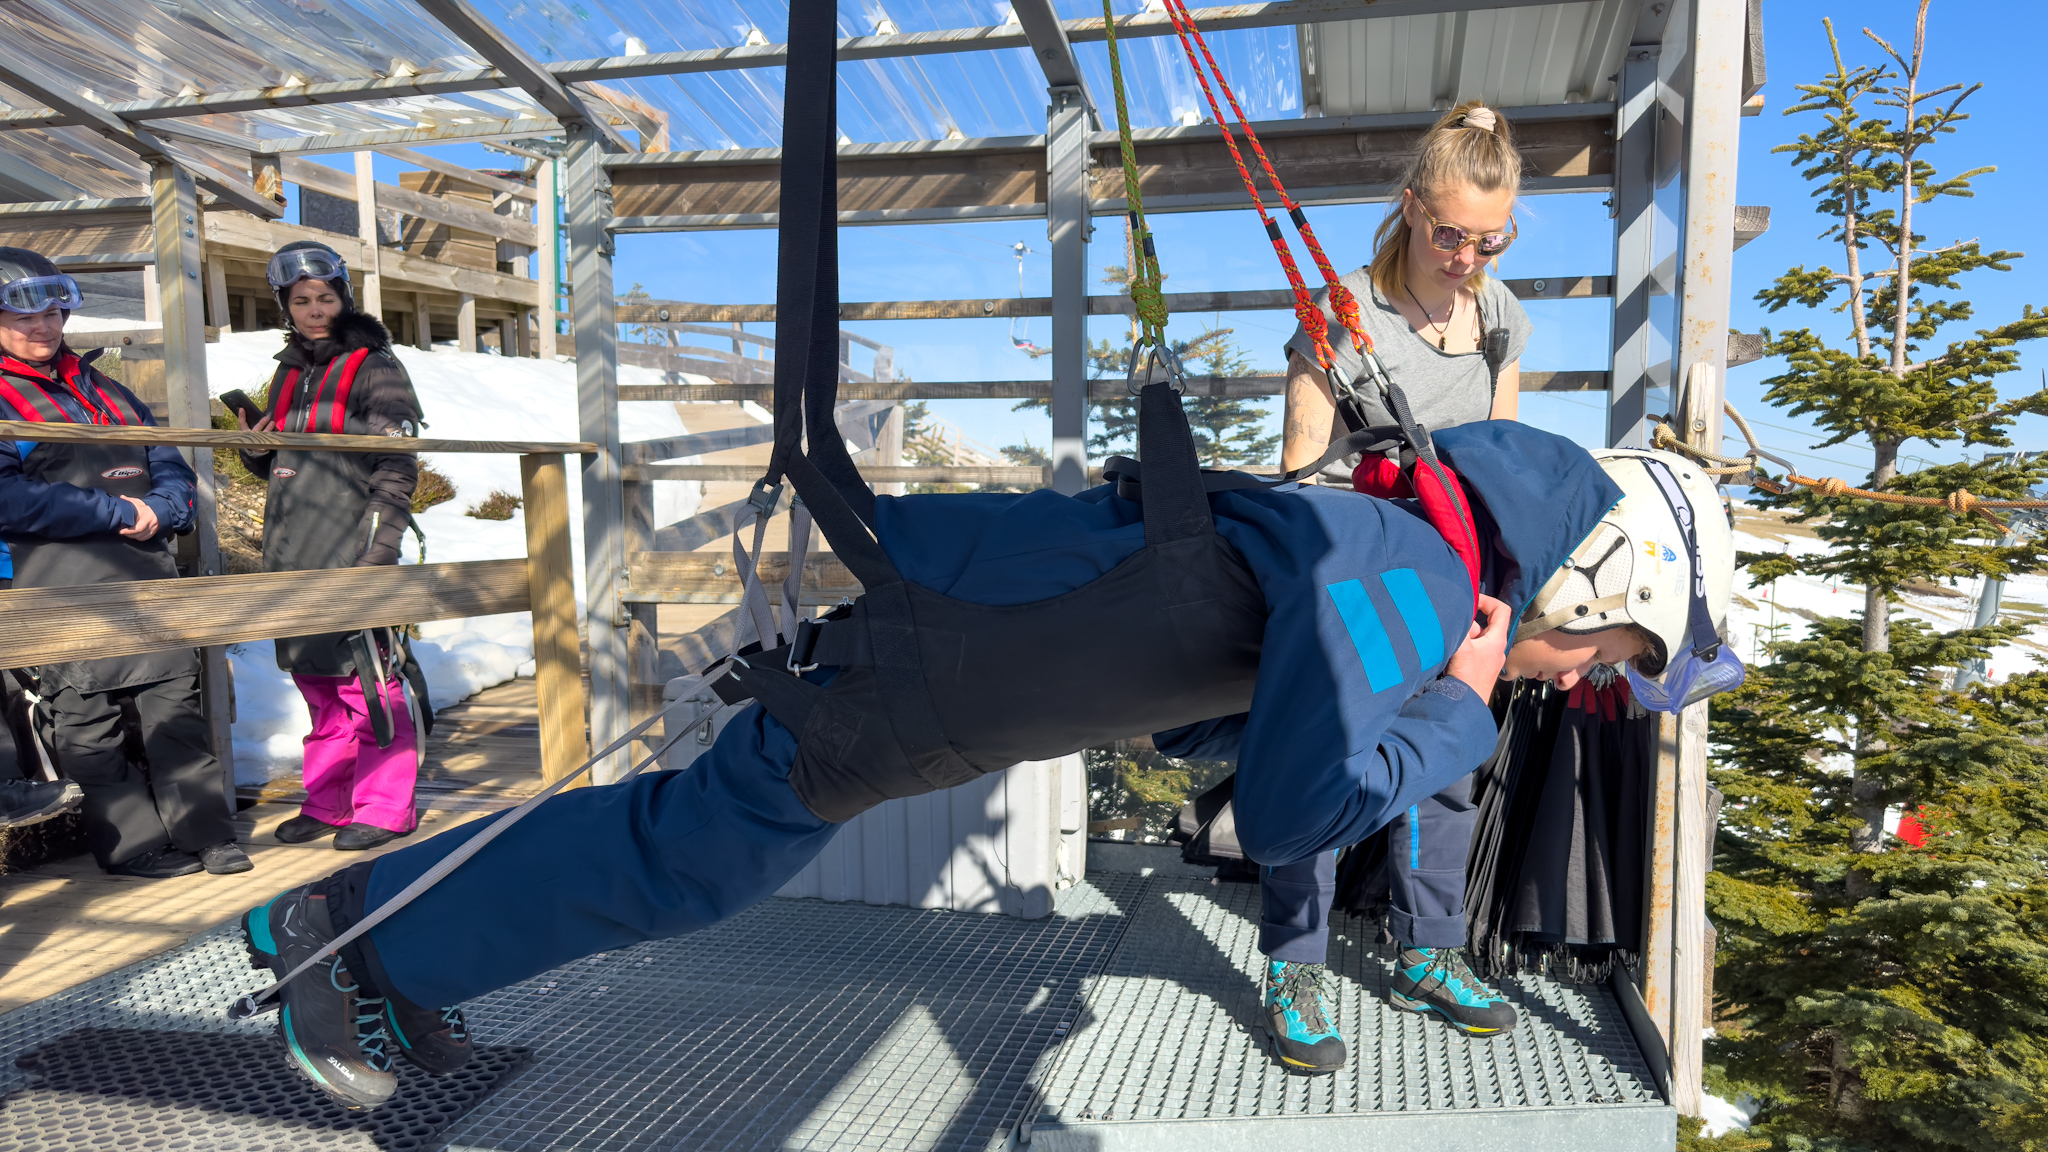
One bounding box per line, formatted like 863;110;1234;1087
1439;333;1447;350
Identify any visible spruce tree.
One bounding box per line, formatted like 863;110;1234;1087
1704;4;2048;1147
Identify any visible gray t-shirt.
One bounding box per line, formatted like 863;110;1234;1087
1283;267;1531;443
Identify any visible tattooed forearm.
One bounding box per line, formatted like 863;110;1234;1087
1281;352;1337;476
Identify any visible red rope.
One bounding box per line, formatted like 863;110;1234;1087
1159;0;1336;372
1162;0;1373;360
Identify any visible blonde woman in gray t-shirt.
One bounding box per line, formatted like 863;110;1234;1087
1254;102;1532;1074
1281;101;1531;472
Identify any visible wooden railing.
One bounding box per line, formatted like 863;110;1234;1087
0;423;597;786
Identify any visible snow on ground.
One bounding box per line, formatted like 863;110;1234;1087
1700;1090;1760;1136
195;331;742;783
1726;507;2048;682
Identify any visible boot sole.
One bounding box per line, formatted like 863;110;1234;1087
1388;990;1509;1035
0;791;81;830
240;903;394;1111
1259;1026;1345;1074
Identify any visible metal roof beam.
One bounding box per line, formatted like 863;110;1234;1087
0;0;1568;133
254;119;562;156
411;0;636;153
0;56;280;218
1008;0;1094;117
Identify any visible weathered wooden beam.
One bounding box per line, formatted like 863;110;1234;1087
0;420;594;455
203;211;540;306
0;560;530;666
281;156;537;246
627;551;861;605
618;369;1606;405
614;277;1612;327
378;145;538;202
521;454;590;785
606;108;1612;223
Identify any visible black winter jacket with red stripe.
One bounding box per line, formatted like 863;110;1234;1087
241;312;423;676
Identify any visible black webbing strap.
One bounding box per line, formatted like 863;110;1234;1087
1133;378;1213;546
762;0;895;586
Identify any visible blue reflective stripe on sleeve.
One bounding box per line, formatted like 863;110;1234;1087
1327;578;1402;693
1409;806;1421;868
1379;568;1445;669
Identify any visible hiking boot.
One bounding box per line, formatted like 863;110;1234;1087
106;845;203;879
333;823;409;851
382;999;473;1075
275;814;345;844
0;778;81;829
241;885;397;1109
1389;947;1519;1035
1261;960;1347;1073
200;840;254;875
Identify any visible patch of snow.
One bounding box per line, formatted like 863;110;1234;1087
1699;1091;1759;1136
204;331;746;782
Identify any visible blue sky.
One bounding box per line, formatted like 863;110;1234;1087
318;0;2047;474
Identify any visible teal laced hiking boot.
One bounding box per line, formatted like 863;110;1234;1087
241;885;398;1109
382;999;473;1075
1390;947;1519;1035
1261;960;1347;1073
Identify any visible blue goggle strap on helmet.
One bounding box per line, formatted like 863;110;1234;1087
266;248;348;289
0;273;82;315
1625;457;1745;713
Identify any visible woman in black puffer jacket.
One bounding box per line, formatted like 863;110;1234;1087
238;240;426;851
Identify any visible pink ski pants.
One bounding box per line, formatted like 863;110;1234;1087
292;673;418;833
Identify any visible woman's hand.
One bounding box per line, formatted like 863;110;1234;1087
1445;593;1512;699
235;409;277;433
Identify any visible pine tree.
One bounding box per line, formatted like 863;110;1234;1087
1704;5;2048;1147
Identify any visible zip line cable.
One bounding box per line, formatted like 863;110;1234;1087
1655;402;2048;530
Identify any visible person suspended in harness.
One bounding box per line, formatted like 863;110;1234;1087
0;247;242;877
1244;99;1534;1069
234;240;432;854
221;7;1743;1111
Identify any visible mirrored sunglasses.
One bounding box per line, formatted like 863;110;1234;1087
1416;203;1518;257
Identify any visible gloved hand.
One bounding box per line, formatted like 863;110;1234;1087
352;504;409;567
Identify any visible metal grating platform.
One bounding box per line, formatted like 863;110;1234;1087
0;861;1671;1152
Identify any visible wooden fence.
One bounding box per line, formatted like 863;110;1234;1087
0;422;596;786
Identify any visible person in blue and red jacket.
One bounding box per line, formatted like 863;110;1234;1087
235;392;1742;1109
0;247;243;878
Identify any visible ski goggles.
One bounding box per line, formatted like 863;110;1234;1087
1627;642;1746;713
1623;457;1746;713
1414;202;1517;257
0;273;82;315
265;248;348;289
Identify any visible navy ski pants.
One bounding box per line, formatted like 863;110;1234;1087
1258;772;1478;961
360;700;839;1009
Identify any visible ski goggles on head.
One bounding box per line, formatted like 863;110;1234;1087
0;273;82;315
1414;202;1517;257
265;248;347;289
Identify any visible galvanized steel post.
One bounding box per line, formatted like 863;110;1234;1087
1046;85;1091;496
1607;46;1663;450
566;126;631;784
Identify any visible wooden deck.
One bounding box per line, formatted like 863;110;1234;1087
0;677;548;1015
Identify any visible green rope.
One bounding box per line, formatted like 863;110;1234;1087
1101;0;1169;348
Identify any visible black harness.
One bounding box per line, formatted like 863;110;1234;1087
708;7;1264;822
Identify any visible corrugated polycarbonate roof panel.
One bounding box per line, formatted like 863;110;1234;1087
1303;0;1635;117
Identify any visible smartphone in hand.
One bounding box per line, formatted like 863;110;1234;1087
219;389;266;428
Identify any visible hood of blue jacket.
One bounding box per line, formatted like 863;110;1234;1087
1429;420;1625;620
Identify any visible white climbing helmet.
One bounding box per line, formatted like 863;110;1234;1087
1516;448;1743;712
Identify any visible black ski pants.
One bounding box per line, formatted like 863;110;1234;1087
46;672;232;868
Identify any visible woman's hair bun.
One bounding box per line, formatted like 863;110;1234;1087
1461;105;1499;133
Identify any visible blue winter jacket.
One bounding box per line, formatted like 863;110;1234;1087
0;377;196;543
873;420;1620;867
